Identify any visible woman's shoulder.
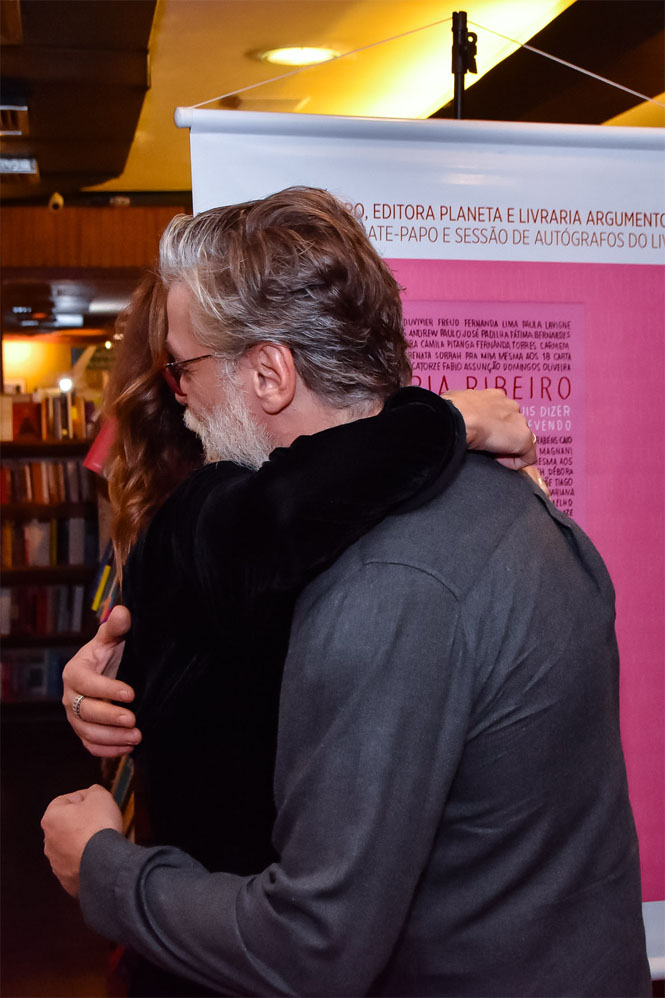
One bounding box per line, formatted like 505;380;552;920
125;461;253;583
155;460;253;524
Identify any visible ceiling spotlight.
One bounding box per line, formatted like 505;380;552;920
0;156;38;175
257;46;339;67
58;377;74;393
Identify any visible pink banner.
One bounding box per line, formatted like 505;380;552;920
393;257;664;900
403;299;584;519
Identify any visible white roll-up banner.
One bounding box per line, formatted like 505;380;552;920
175;108;665;933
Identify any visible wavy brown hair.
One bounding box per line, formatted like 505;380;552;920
104;271;203;569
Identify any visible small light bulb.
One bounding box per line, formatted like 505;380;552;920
58;377;73;393
257;46;339;67
104;340;113;350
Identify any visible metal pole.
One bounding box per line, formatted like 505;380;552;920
452;11;467;119
451;10;478;120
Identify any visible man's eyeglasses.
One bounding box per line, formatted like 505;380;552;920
161;352;225;394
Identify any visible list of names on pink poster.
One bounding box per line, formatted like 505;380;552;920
402;300;585;519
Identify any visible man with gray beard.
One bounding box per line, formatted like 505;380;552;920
42;187;649;997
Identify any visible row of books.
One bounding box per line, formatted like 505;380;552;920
0;583;88;638
1;516;98;569
1;391;96;443
1;646;76;702
1;457;94;506
1;548;117;703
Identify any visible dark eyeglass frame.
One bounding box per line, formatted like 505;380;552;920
161;352;225;394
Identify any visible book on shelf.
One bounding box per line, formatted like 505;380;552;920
0;395;12;441
0;516;97;569
83;418;116;477
1;646;77;702
38;389;78;442
2;522;27;568
0;390;97;443
0;587;10;636
31;461;48;504
70;584;85;634
68;517;86;566
12;399;42;442
1;455;94;506
65;460;81;501
23;520;51;567
1;521;13;569
91;540;120;622
0;583;91;639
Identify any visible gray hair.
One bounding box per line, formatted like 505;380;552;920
158;186;411;408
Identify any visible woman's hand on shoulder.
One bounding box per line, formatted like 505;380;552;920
443;389;537;470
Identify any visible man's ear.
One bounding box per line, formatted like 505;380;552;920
246;342;297;415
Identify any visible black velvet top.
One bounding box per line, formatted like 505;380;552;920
118;387;465;874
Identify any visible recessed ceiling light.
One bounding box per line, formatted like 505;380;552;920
257;46;339;67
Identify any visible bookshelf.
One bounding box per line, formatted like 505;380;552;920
1;438;99;703
1;209;187;705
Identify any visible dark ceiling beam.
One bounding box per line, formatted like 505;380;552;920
2;46;150;87
18;0;155;49
431;0;665;123
514;31;664;125
0;0;23;45
0;0;157;203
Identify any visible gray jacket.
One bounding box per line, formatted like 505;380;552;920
81;454;649;996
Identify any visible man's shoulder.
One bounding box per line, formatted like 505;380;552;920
351;454;536;584
291;456;521;601
297;453;609;608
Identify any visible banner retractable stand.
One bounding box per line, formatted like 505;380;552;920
176;107;665;965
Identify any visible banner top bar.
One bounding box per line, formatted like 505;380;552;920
174;107;665;152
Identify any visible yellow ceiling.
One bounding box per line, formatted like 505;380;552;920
90;0;576;192
605;92;665;127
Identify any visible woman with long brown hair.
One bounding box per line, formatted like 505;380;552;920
104;271;203;571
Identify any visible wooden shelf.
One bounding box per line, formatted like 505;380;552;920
1;501;96;518
1;565;96;584
1;440;91;457
2;631;94;649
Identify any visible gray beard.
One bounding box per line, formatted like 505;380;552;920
184;377;274;470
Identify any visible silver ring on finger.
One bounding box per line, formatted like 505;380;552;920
72;694;86;719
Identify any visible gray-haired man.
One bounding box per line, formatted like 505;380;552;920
43;187;649;997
